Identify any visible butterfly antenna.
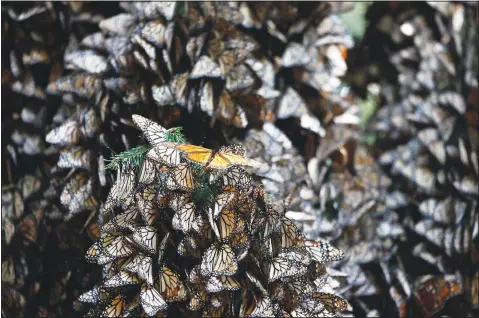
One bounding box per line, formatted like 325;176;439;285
104;144;118;156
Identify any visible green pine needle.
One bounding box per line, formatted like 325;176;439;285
165;127;186;144
105;145;152;170
104;126;187;170
191;168;220;210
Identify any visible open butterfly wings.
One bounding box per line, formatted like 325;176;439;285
132;114;177;147
133;114;260;171
174;144;261;170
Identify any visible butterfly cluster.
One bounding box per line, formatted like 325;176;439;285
57;2;356;138
76;115;349;317
348;2;477;316
1;3;108;317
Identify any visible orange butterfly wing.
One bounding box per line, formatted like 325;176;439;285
175;144;213;165
175;144;260;169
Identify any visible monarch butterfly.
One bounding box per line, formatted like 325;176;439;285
103;270;139;288
65;49;110;74
67;178;98;214
230;105;249;128
218;166;252;190
2;189;24;220
146;143;182;167
136;186;159;226
2;218;15;245
156;267;188;302
102;208;139;233
11;72;47;100
128;225;158;255
231;232;251;262
87;221;101;241
215;89;237;121
216;209;236;241
414;220;446;249
188;287;207;311
236;190;256;217
203;305;225;317
60;173;89;206
122;253;154;285
273;217;305;251
168;192;191;212
57;146;92;170
156;190;170;209
189;55;222;79
247;296;276;317
199;81;215;116
103;165;137;214
453;175;478;196
278;248;312;266
413;275;462;316
125;1;177;20
217;209;244;241
102;294;126;317
80;107;101;137
213;191;236;219
311;292;348;314
178;235;202;259
19;175;42;200
169;72;189;106
138;158;157;185
225;64;257;93
268;256;307;283
46;73;102;99
187;265;203;285
86;233;134;265
140;283;168;316
200;243;238;277
239;289;256;317
2;285;26;316
288;279;316;296
261;204;281;240
18;208;43;246
206;275;241;293
280;42;311;68
132;114;176;148
2;256;15;285
296;292;326;315
122;292;141;317
166;163;196;191
45;119;82;146
208;294;223;309
192;215;214;239
171;143;260;170
78;286;104;304
418;128;446;164
418;197;453;224
172;202;197;233
354;145;392;190
304;240;344;264
392;159;436;193
218;49;239;75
